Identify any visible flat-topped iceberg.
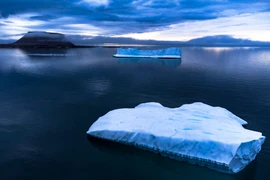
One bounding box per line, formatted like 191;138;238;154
87;102;266;174
113;47;181;59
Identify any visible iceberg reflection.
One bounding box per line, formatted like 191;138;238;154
117;57;181;68
87;136;257;180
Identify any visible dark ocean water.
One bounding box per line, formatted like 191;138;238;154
0;47;269;180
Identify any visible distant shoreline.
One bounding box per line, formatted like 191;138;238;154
2;32;270;49
0;44;153;49
1;44;270;48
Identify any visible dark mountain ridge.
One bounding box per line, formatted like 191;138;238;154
0;31;74;48
1;32;270;48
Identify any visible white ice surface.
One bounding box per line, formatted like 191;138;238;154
87;102;265;174
113;47;181;58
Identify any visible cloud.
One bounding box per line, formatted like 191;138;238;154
0;0;74;17
79;0;109;7
29;15;57;21
114;12;270;42
0;13;45;39
0;0;270;42
0;12;106;39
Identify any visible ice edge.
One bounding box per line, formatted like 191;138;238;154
86;102;265;174
87;129;265;174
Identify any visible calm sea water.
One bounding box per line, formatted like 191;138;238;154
0;47;269;180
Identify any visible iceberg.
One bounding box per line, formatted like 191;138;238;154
87;102;265;174
113;47;181;59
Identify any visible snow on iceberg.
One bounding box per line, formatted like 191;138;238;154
87;102;265;174
113;47;181;59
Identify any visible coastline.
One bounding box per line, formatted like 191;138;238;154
1;44;270;49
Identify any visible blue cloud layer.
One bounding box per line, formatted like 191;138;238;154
0;0;270;41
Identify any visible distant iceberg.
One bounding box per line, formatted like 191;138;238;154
113;47;181;59
87;102;265;174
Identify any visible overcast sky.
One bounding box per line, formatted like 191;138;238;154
0;0;270;42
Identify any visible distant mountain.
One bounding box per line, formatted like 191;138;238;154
1;32;270;48
66;35;270;47
0;39;15;44
3;31;75;48
66;35;183;46
186;35;270;46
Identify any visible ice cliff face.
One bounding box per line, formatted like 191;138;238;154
12;31;74;47
113;47;181;58
87;102;265;174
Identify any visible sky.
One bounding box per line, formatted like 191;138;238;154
0;0;270;42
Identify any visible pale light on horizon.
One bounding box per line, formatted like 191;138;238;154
113;12;270;42
0;0;270;43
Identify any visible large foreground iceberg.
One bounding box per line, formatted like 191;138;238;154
113;47;181;59
87;102;265;174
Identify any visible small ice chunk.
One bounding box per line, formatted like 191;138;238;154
87;102;265;174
